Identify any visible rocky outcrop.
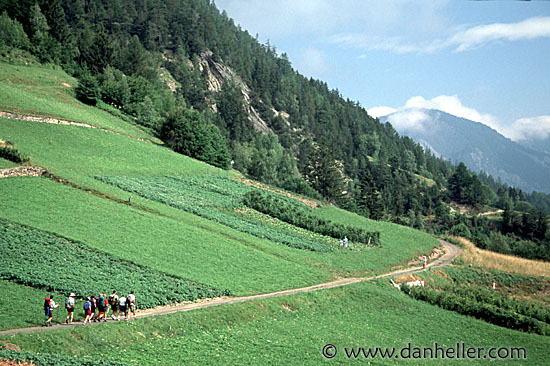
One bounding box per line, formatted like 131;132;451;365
197;52;273;135
0;166;47;178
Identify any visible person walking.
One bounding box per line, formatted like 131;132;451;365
109;290;119;320
119;294;127;320
343;236;348;249
65;293;75;324
90;295;96;322
423;255;428;270
127;291;136;318
44;295;59;326
96;293;106;322
83;297;93;325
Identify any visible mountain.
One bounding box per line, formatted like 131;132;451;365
381;109;550;193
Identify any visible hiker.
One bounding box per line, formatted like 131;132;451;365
128;291;136;318
90;295;96;321
492;279;496;290
339;239;343;248
423;255;428;270
65;293;75;324
44;295;59;326
96;293;106;322
109;290;119;320
119;294;128;320
343;236;348;248
83;297;93;325
104;293;109;319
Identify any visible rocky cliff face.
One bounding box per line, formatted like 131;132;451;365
197;51;288;136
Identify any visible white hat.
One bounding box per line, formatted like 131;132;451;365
70;293;75;297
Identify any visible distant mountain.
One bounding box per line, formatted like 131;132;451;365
381;109;550;193
517;138;550;156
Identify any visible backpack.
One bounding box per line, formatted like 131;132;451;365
83;302;90;311
44;298;51;309
66;298;71;308
109;294;117;306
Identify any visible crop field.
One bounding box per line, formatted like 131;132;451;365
0;218;229;310
0;62;152;140
0;177;333;295
95;175;333;252
0;176;440;290
0;350;129;366
1;281;547;365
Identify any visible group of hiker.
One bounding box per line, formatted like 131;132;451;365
43;290;136;326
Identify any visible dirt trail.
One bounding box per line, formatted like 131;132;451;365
0;240;460;337
0;166;47;179
0;111;151;143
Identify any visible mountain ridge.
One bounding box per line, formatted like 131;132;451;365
381;108;550;193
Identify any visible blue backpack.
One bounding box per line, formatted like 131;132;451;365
83;301;90;311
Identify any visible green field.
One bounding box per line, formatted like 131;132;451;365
0;157;17;168
0;63;153;140
1;281;546;365
0;218;228;310
0;280;78;330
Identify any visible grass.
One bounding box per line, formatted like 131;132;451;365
0;116;230;206
1;281;547;365
456;236;550;277
0;176;439;289
0;62;153;141
0;157;17;168
0;217;229;310
0;177;331;295
0;280;85;330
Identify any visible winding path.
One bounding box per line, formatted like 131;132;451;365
0;240;460;337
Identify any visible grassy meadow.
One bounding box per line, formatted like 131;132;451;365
456;236;550;277
0;62;153;140
1;281;547;365
0;156;17;168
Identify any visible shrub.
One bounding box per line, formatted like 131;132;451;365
243;190;381;246
0;145;28;163
75;74;100;105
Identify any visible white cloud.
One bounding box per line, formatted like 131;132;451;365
370;96;550;143
450;17;550;52
385;109;432;133
369;95;500;128
403;95;501;130
367;106;396;118
502;116;550;142
331;16;550;54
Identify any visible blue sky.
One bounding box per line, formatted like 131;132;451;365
214;0;550;142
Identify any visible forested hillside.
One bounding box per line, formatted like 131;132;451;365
1;0;549;260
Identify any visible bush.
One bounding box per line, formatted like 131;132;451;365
243;190;381;246
450;223;471;239
0;145;28;163
403;283;550;336
75;74;100;105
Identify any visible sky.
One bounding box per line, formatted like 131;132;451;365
214;0;550;142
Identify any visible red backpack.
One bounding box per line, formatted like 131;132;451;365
44;298;51;309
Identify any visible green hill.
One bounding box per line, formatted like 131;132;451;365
0;1;548;363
